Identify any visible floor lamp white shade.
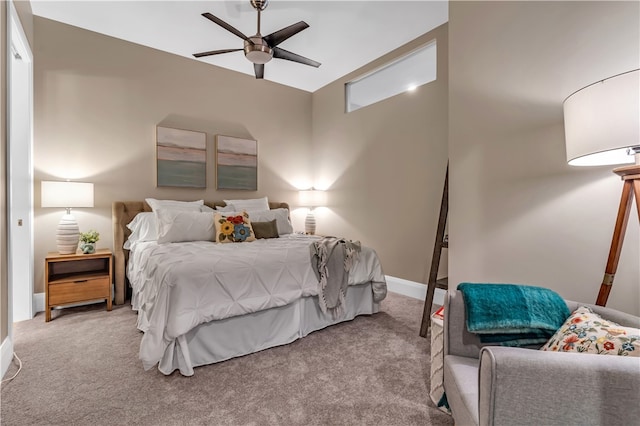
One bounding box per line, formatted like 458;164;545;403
563;69;639;166
41;181;94;254
299;189;327;235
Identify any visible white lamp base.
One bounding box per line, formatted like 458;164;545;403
305;210;317;235
57;213;79;254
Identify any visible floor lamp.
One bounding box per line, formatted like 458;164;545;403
563;69;640;307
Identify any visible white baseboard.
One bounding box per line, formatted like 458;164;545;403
10;293;45;322
34;292;45;313
1;336;14;379
385;275;446;306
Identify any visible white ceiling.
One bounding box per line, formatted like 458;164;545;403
29;0;449;92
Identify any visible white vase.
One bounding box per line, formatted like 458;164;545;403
305;210;316;235
57;214;79;254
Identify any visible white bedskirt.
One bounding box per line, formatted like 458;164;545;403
158;282;379;376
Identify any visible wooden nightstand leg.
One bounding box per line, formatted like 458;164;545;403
107;295;112;311
45;287;50;321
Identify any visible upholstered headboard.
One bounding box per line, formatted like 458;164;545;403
111;200;290;305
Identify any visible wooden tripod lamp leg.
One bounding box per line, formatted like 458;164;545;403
633;179;640;222
596;179;634;306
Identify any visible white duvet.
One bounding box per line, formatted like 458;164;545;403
127;234;387;371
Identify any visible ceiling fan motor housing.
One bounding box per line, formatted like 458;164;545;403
244;37;273;64
251;0;269;11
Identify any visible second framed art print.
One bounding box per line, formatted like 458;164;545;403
215;135;257;191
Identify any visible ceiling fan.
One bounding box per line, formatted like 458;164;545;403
193;0;321;79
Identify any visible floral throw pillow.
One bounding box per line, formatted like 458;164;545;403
540;306;640;357
214;212;256;243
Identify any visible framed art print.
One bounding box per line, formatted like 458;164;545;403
156;126;206;188
215;135;257;191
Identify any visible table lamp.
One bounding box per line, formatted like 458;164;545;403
563;69;640;306
41;181;94;254
299;189;326;235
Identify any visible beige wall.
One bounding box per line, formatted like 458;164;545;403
33;17;314;294
34;17;449;297
311;24;449;283
449;1;640;315
25;2;638;319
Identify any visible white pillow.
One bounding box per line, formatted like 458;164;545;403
124;213;158;249
145;198;204;212
200;205;215;213
215;205;235;212
155;210;215;244
245;208;293;235
223;197;269;212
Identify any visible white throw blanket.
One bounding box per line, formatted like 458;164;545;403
310;237;361;319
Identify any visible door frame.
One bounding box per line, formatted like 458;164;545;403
7;0;34;325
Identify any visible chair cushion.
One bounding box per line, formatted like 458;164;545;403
444;355;479;425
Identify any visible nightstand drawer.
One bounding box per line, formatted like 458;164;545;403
48;276;110;306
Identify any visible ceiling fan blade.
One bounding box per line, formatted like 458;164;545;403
263;21;309;47
193;48;243;58
201;12;253;44
272;47;321;68
254;63;264;79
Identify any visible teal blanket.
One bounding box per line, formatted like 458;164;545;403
457;283;570;347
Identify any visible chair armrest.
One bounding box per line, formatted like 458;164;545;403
478;346;640;426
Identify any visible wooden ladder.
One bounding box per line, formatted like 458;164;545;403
419;165;448;337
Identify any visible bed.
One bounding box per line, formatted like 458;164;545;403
112;199;387;376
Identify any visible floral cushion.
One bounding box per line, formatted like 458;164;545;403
540;306;640;357
214;212;256;243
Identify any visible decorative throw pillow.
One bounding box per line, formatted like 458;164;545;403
540;306;640;357
252;220;279;239
241;208;293;235
214;212;256;243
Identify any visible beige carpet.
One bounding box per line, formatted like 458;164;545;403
1;292;453;426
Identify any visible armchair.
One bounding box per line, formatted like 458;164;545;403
443;289;640;426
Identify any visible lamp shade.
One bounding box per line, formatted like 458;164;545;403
41;181;94;208
299;189;327;207
563;69;639;166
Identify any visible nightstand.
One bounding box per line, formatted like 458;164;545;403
45;248;113;322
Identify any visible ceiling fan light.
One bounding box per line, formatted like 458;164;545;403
244;39;273;64
246;49;273;64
